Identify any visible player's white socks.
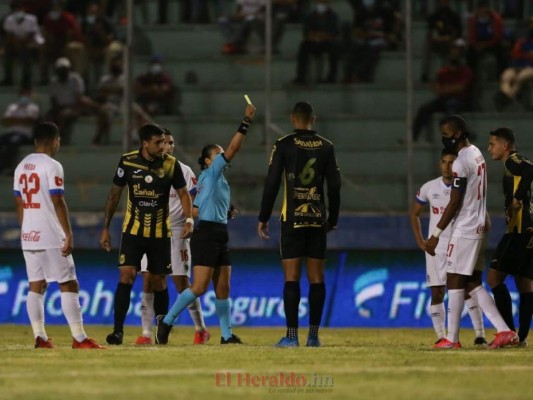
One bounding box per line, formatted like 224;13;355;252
188;298;206;331
429;303;446;339
465;297;485;338
27;291;48;341
469;285;510;332
61;292;87;342
446;289;465;343
141;292;155;337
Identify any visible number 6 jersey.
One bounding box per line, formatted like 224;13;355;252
13;153;66;250
259;129;341;228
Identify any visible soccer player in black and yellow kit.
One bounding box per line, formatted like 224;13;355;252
258;102;341;347
487;127;533;346
99;123;193;344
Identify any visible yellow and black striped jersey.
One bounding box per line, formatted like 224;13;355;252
113;149;186;238
503;151;533;234
259;129;341;228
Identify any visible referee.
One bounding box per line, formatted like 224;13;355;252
258;101;341;347
99;123;193;345
156;104;256;345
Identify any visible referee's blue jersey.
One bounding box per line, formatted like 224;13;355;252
194;153;230;224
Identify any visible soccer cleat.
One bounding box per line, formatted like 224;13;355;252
72;338;106;349
489;330;519;349
34;336;54;349
135;336;153;345
474;337;488;347
220;334;243;344
155;315;172;345
193;329;210;345
433;338;462;349
517;340;528;348
275;336;299;348
306;336;321;347
106;330;123;345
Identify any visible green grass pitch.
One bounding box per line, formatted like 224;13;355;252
1;325;532;400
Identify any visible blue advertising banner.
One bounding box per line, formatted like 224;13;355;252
0;250;522;327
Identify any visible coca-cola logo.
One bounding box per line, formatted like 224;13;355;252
22;230;41;242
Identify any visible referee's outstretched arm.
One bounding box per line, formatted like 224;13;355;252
223;104;256;162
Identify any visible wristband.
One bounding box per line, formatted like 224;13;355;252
237;121;249;135
243;116;252;124
432;228;443;238
185;217;194;225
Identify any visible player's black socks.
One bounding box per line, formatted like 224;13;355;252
113;283;133;332
492;283;515;332
284;281;300;339
518;292;533;342
309;282;326;337
154;287;169;317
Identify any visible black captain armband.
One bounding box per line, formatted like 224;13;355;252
452;176;467;192
238;117;252;135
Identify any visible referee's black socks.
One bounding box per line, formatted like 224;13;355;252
284;281;300;339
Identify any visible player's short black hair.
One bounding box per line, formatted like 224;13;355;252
490;127;515;145
439;114;469;137
138;123;165;143
33;122;59;144
441;148;457;158
198;144;219;170
162;127;172;136
292;102;314;122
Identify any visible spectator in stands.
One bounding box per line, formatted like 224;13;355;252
219;0;266;55
420;0;462;83
2;0;45;87
45;57;94;144
39;0;84;85
79;1;123;94
343;0;402;84
466;1;506;81
292;0;340;84
494;16;533;112
134;55;179;117
92;57;150;146
25;0;53;24
411;43;473;143
0;87;39;175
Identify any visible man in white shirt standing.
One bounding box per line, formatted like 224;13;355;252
426;115;518;349
13;121;105;349
410;148;486;346
137;130;209;345
2;0;44;87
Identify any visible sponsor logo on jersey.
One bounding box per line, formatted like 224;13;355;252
133;169;142;173
54;176;63;186
119;254;125;264
144;175;153;183
21;230;41;242
133;184;157;198
139;200;158;207
117;167;124;178
293;138;323;148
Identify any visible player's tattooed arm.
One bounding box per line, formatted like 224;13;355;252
103;184;124;229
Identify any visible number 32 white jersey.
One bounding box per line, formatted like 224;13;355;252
451;145;487;239
13;153;67;250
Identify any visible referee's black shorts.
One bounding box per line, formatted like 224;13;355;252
119;233;172;275
491;232;533;280
190;221;231;268
280;223;327;260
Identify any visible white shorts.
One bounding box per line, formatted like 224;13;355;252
425;245;447;287
140;235;191;277
446;236;486;276
23;248;77;283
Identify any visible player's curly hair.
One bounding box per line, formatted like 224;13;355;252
198;144;220;170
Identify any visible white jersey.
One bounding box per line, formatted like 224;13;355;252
13;153;67;250
451;145;487;239
169;161;196;230
416;177;452;248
